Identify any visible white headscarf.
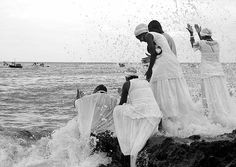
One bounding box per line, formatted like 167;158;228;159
200;28;212;37
134;23;148;36
124;67;138;77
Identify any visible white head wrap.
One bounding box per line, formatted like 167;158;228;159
200;28;212;37
124;67;138;77
134;23;148;36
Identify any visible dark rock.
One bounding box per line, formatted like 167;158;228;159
137;131;236;167
92;131;129;167
232;130;236;134
92;130;236;167
189;135;201;140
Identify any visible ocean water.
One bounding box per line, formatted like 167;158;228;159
0;62;236;167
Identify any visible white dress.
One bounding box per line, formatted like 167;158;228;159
149;32;228;137
193;40;236;128
19;94;116;167
163;32;177;56
113;79;162;167
75;93;117;138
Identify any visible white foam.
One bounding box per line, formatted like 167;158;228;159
0;118;111;167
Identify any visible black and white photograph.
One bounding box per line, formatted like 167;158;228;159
0;0;236;167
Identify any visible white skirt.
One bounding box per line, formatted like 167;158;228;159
113;104;161;167
150;77;195;118
150;77;229;137
202;76;236;128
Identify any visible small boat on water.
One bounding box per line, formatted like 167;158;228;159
32;62;49;67
118;63;125;67
3;62;23;68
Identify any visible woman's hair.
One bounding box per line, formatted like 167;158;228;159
93;84;107;93
148;20;164;33
125;75;138;81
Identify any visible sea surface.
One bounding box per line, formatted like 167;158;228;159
0;62;236;167
0;62;129;130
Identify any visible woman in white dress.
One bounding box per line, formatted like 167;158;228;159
141;20;177;64
113;67;162;167
134;23;227;137
187;24;236;128
27;86;116;167
75;85;117;137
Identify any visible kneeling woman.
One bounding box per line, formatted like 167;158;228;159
113;67;162;167
75;85;118;137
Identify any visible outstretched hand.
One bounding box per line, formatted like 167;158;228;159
76;89;85;99
186;24;193;34
142;56;150;64
194;24;201;33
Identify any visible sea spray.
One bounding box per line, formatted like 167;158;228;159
0;118;111;167
0;134;30;167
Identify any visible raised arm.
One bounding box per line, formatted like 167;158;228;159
186;24;195;47
119;81;130;105
194;24;202;40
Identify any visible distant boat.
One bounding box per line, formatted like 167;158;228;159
3;61;8;66
3;62;23;68
32;62;49;67
189;64;197;68
118;63;125;67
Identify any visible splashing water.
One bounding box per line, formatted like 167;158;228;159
72;0;236;62
1;0;236;166
0;118;111;167
0;63;235;166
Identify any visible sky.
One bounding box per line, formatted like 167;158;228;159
0;0;236;62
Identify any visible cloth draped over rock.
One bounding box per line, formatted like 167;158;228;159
75;93;117;138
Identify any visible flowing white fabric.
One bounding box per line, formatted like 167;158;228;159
203;76;236;128
75;93;117;138
163;32;177;56
151;78;228;137
151;78;194;119
148;32;184;82
149;32;229;137
194;40;236;129
113;79;162;167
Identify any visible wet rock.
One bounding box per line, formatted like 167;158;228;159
18;130;36;140
93;130;236;167
137;132;236;167
92;131;128;167
189;135;201;140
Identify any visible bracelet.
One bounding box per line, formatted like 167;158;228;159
156;47;162;55
190;36;194;38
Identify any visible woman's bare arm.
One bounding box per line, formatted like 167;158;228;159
119;81;130;105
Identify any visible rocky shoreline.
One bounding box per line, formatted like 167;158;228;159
94;130;236;167
2;127;236;167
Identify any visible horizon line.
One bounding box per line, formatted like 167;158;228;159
1;61;236;64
